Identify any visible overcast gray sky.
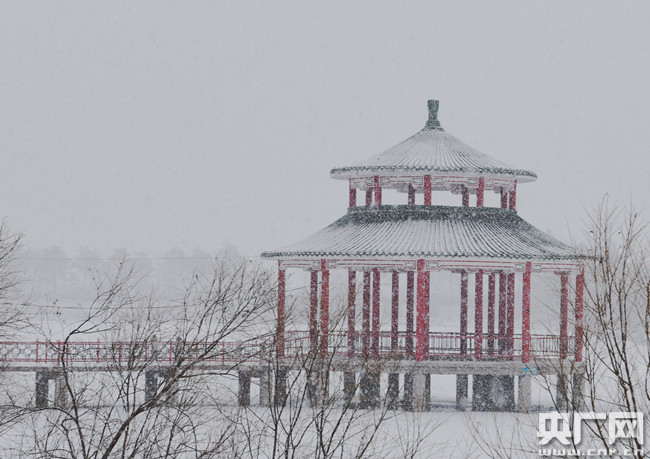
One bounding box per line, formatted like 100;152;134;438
1;1;649;257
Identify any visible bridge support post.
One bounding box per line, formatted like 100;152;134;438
472;375;492;411
495;375;515;411
387;373;399;408
412;372;427;411
556;374;568;411
359;371;380;408
402;373;413;410
518;375;531;413
259;367;271;407
343;372;356;403
456;375;468;410
238;370;251;407
274;367;287;406
54;373;69;409
145;370;159;403
35;370;49;408
572;373;585;411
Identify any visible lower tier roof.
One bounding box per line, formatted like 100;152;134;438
261;206;581;262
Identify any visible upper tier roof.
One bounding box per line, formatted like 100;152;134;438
261;206;579;262
330;100;537;183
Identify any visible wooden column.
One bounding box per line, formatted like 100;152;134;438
349;183;357;208
475;270;484;360
391;272;399;355
477;177;485;207
416;260;428;361
462;187;469;207
509;181;517;210
487;272;496;355
500;188;508;209
310;271;319;352
506;273;515;358
460;271;468;355
424;175;432;205
575;269;584;362
408;184;415;205
320;260;330;357
522;262;532;363
362;271;371;357
406;271;415;356
347;270;356;357
560;272;569;359
365;189;372;207
372;268;381;357
373;176;382;207
498;272;507;354
277;264;286;358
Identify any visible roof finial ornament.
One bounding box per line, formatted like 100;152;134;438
425;99;442;130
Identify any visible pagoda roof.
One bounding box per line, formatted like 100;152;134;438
330;100;537;183
261;206;579;262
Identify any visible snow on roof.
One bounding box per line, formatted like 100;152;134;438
262;206;579;261
330;100;537;183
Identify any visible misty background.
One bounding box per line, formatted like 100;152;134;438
1;2;648;332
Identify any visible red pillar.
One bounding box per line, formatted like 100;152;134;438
310;270;319;352
373;176;382;207
320;260;330;357
365;189;372;207
406;271;415;356
391;272;399;355
362;271;371;357
575;269;584;362
477;177;485;207
277;264;286;358
462;187;469;207
487;272;496;355
408;184;416;206
416;259;428;361
498;272;507;355
372;268;381;357
424;175;432;205
460;271;468;355
522;262;532;363
349;183;357;208
475;270;484;360
560;272;569;359
509;181;517;210
500;188;508;209
347;270;356;358
506;272;515;358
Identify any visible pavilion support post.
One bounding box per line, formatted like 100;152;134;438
462;187;469;207
477;177;485;207
373;176;382;207
35;370;49;408
310;271;319;353
560;272;569;359
506;273;515;358
408;184;415;206
460;271;468;356
500;188;508;209
498;272;507;355
387;272;400;407
344;270;356;401
362;271;371;358
509;181;517;210
320;260;330;357
487;272;496;355
575;270;584;362
372;268;381;357
277;264;286;358
522;262;532;363
518;375;531;413
475;270;484;360
456;374;468;410
365;189;372;207
416;260;428;361
349;183;357;207
406;271;415;357
424;175;432;205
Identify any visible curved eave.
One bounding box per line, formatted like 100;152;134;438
261;206;582;262
330;166;537;183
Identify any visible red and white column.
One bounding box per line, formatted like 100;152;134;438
522;262;532;363
575;269;584;362
391;272;399;356
362;271;371;357
498;271;507;355
277;263;286;358
416;260;429;361
509;181;517;210
475;270;484;360
424;175;432;206
506;272;515;358
310;270;319;353
477;177;485;207
487;272;496;355
406;271;415;356
560;272;569;359
373;176;382;208
460;271;468;355
347;270;356;358
320;260;330;357
372;268;381;357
